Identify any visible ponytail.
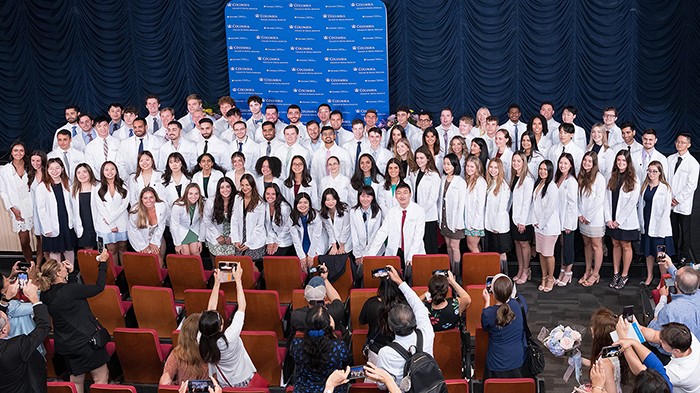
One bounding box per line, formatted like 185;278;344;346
496;302;515;327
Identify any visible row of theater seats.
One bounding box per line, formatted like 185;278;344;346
48;378;537;392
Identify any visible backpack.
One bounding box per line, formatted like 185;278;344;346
386;329;448;393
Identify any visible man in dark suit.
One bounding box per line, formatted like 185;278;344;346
0;276;50;393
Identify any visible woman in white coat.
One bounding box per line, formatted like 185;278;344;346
438;153;467;274
290;192;324;269
604;150;640;290
464;155;487;253
92;161;130;264
410;147;441;254
225;151;251;191
28;150;47;265
587;123;615;180
447;136;468;179
128;151;164;206
231;174;266;261
0;141;34;262
319;188;352;256
532;160;560;293
520;132;545;180
554;153;578;287
204;177;237;256
484;157;512;268
192;153;225;200
71;163;98;250
170;183;206;256
638;160;674;285
128;187;168;265
491;129;514;183
161;152;192;208
510;152;534;284
282;155;319;210
36;158;77;262
349;186;383;285
577;151;607;287
263;183;294;256
349;153;383;208
254;156;284;198
377;158;406;217
319;156;351;205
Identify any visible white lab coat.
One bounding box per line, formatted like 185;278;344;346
667;152;700;216
35;183;73;237
310;145;353;181
83;135;120;180
192;170;225;200
116;134;162;179
127;202;168;251
633;149;667;184
157;139;198;172
588;145;616;180
161;175;192;208
349;207;383;259
321;211;353;252
368;201;426;263
511;176;534;226
604;180;640;230
128;171;164;206
195;136;231;171
230;195;266;250
465;177;487;231
637;183;673;238
91;185;130;234
484;181;511;233
71;185;98;238
281;179;319;210
47;147;85;181
255;176;284;198
557;176;579;232
577;172;607;227
264;202;293;248
290;213;325;259
532;182;560;236
170;203;206;246
224;136;259;173
203;197;232;244
437;176;467;231
0;163;33;231
408;170;441;222
319;174;352;205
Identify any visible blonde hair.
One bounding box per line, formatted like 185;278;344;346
465;155;484;192
587;123;610;151
174;183;205;217
510;151;529;189
36;259;62;291
130;187;164;229
486;157;506;196
640;161;671;195
171;313;205;368
393;138;418;172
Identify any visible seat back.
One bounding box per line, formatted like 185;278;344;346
122;252;165;291
89;385;138;393
167;254;208;300
87;285;128;334
465;285;493;336
348;383;382;392
445;379;469;393
433;329;463;379
474;327;489;381
78;249;118;285
362;256;401;288
243;290;285;339
113;328;170;384
461;252;501;287
184;289;229;325
291;289;308;310
131;286;178;338
241;331;283;386
483;378;536;393
262;256;304;304
47;382;78;393
351;329;368;365
313;255;354;300
159;388;270;393
349;288;376;330
412;254;450;287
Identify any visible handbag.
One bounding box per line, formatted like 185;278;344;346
515;296;545;376
89;319;111;349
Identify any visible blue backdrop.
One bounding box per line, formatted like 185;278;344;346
1;0;698;155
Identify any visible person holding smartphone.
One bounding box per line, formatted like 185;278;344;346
422;270;471;332
0;262;46;356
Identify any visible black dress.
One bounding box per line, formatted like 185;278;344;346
40;262;110;376
42;183;77;253
77;192;97;248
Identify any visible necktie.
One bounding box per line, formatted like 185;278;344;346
153;118;159;134
286;146;292;168
513;124;519;150
203;140;209;154
103;138;109;160
362;211;368;242
238;142;243;152
443;130;449;148
301;216;311;254
87;131;93;142
562;145;566;154
63;151;70;175
111;123;118;135
400;209;407;251
138;138;144;154
325;149;331;175
128;128;134;138
71;125;77;137
627;145;631;153
266;141;271;156
675;157;683;174
356;141;362;166
642;151;648;168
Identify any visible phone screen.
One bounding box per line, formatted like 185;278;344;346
218;262;237;283
18;272;28;288
432;269;448;276
97;236;105;253
622;305;634;323
348;365;366;380
601;345;622;358
188;380;213;392
486;276;494;292
372;268;389;278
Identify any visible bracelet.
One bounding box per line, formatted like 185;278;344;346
592;386;606;392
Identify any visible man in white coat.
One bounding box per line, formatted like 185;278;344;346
635;128;667;183
195;118;230;170
272;124;311;176
84;115;120;179
48;129;85;182
116;117;162;179
310;126;353;181
368;181;426;280
667;132;700;261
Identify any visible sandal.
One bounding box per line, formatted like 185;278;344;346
609;273;621;288
614;275;629;290
543;276;555;292
582;274;600;287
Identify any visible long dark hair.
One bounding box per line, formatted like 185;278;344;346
212;177;236;224
133;150;157;181
554;152;575;184
608;149;637;193
290;192;316;226
9;141;30;178
319;188;347;219
71;163;97;197
520;131;540;155
300;306;339;371
383;158;405;190
44;157;70;191
534;160;555;198
284;155;312;188
422;127;441;157
198;310;227;363
470;137;489;170
350;153;381;191
377;277;407;337
193;152;225;175
265;183;290;226
353;185;381;218
98;161;128;201
527;114;549;136
428;275;449;305
162;152;191;186
27;150;47;189
238;173;261;213
415;146;438;173
386;124;406;151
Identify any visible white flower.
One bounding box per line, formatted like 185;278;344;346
560;337;574;350
553;330;565;341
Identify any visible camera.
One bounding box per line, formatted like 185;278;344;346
664;277;677;295
371;267;389;278
307;265;326;275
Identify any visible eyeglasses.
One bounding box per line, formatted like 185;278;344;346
647;169;660;174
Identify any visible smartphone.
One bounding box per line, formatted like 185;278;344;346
432;269;449;276
188;379;214;392
372;267;389;278
622;305;634;323
218;262;238;283
486;275;494;293
97;236;105;253
664;277;677;294
17;262;31;272
601;344;622;358
348;365;366;380
657;245;666;263
18;272;28;288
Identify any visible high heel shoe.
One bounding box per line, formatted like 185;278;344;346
556;271;573;287
543;276;555;292
555;268;566;285
582;274;600;287
578;270;591;285
609;273;621;288
614;275;629;290
514;268;532;285
538;278;546;291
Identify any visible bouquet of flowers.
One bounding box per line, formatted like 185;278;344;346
539;325;584;383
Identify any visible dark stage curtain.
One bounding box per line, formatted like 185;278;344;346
1;1;698;155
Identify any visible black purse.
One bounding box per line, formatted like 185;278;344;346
89;319;111;349
515;296;545;376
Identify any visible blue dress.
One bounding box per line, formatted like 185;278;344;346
291;336;351;393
